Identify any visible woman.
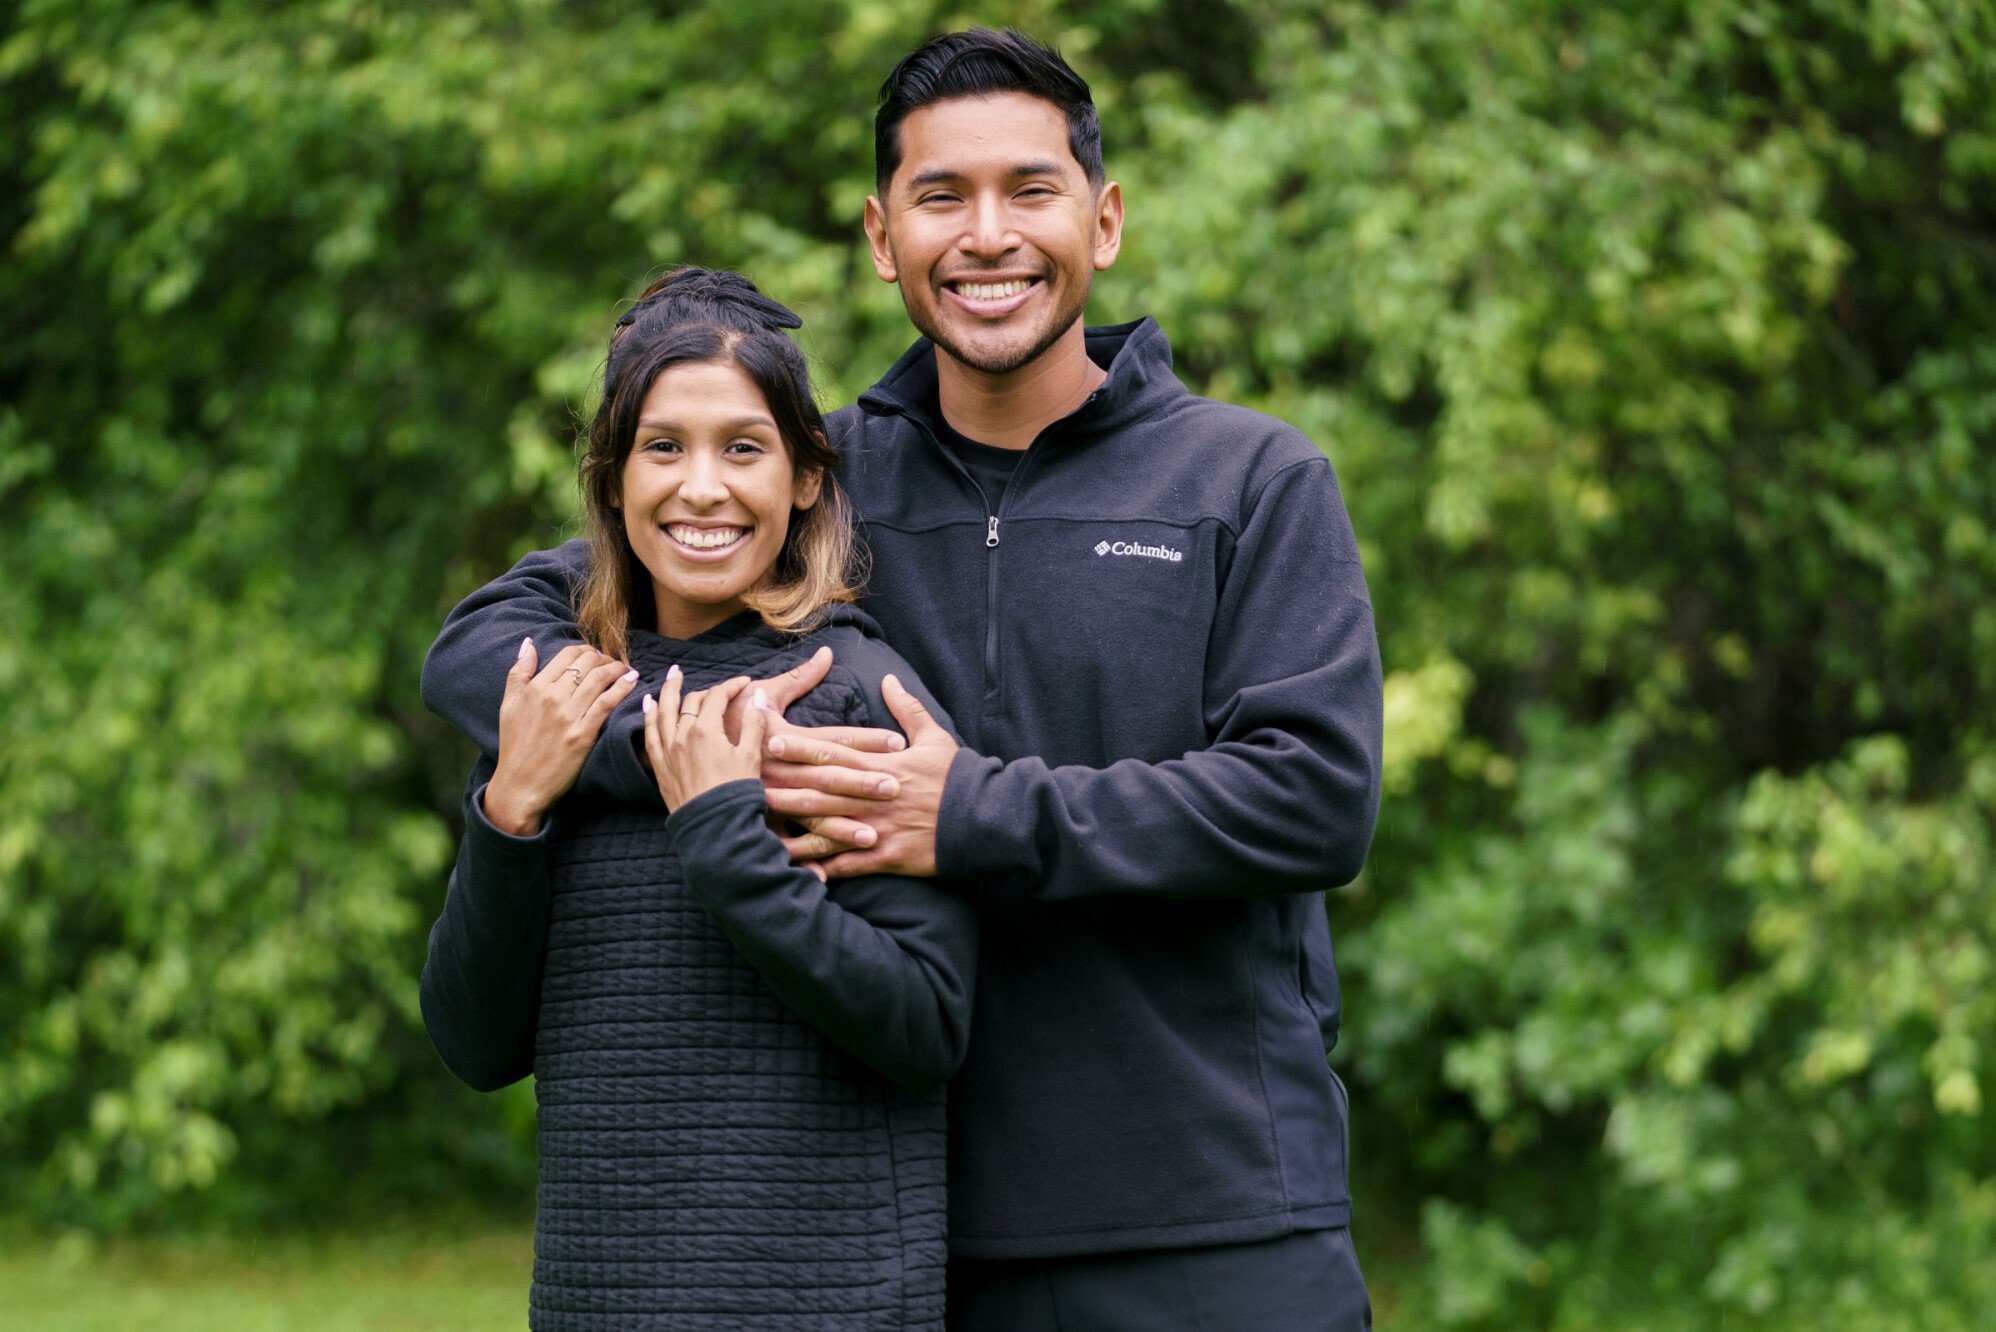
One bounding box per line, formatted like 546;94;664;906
419;269;974;1331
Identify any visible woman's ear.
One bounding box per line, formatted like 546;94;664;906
793;465;824;512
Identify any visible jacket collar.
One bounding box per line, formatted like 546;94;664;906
856;317;1183;443
622;602;886;671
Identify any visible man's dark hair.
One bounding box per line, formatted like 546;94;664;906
874;27;1103;193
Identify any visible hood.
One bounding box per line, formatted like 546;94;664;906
856;317;1187;444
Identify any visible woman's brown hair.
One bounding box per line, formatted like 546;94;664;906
573;269;862;660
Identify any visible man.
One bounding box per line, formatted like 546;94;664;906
423;28;1381;1330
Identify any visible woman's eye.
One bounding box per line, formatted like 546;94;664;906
643;438;681;455
725;439;767;457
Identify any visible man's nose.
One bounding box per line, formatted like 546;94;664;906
958;194;1018;257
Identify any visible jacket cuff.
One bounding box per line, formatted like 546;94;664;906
937;747;1028;881
663;778;766;854
592;699;662;807
467;781;557;858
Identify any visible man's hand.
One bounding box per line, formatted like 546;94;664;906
762;675;957;879
703;645;903;856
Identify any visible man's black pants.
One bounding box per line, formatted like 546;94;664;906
946;1226;1372;1332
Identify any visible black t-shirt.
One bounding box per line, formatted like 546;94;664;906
933;416;1026;512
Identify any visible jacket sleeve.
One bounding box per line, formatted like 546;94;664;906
418;538;658;808
668;779;976;1095
419;755;555;1092
936;453;1383;902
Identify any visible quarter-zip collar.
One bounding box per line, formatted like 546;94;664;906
856;317;1182;444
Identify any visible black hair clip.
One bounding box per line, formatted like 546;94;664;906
614;269;802;331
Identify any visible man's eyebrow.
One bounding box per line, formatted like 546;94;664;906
903;160;1072;190
636;415;776;433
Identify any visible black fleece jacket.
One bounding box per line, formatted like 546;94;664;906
420;318;1384;1260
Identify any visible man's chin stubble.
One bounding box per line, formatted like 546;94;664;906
906;291;1087;377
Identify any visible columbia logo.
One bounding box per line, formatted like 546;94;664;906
1093;538;1184;563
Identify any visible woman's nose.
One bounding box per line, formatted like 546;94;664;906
679;453;730;506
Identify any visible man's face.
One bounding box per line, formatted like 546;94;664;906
865;92;1123;377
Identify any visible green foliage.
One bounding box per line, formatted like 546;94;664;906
4;0;1993;1325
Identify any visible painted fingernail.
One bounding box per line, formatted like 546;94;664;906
668;664;681;680
517;636;532;660
643;694;655;716
752;688;769;711
621;669;638;683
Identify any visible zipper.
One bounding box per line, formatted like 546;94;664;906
873;388;1101;705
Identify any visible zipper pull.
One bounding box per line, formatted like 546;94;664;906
986;516;1000;548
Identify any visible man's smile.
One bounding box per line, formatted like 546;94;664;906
941;274;1044;317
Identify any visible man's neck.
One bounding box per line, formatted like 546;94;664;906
935;321;1107;450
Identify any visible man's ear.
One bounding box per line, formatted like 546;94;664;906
1092;180;1125;272
863;195;898;284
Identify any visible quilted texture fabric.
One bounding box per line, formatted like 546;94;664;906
527;622;946;1331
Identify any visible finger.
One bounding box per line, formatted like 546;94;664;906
505;636;538;694
780;832;844;862
563;657;629;713
764;730;877;770
693;677;754;738
793;814;878;849
537;644;607;689
642;690;666;777
882;674;948;744
659;664;684;749
765;717;906;755
738;686;772;759
764;787;888;820
763;760;898;799
581;666;641;729
758;646;833;717
572;657;631;705
817;848;892;881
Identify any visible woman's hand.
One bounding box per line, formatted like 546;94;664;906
484;638;640;836
643;668;771;812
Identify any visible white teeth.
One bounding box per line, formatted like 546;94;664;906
956;279;1033;301
666;525;748;550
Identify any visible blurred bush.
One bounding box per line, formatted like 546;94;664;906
3;0;1992;1325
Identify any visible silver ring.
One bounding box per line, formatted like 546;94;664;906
567;667;584;686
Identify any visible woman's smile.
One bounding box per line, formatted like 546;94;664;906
661;521;753;559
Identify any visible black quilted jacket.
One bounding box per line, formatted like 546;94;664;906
420;608;976;1330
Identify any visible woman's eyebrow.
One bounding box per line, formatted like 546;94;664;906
637;415;776;433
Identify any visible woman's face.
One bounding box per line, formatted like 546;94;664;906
617;357;821;639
